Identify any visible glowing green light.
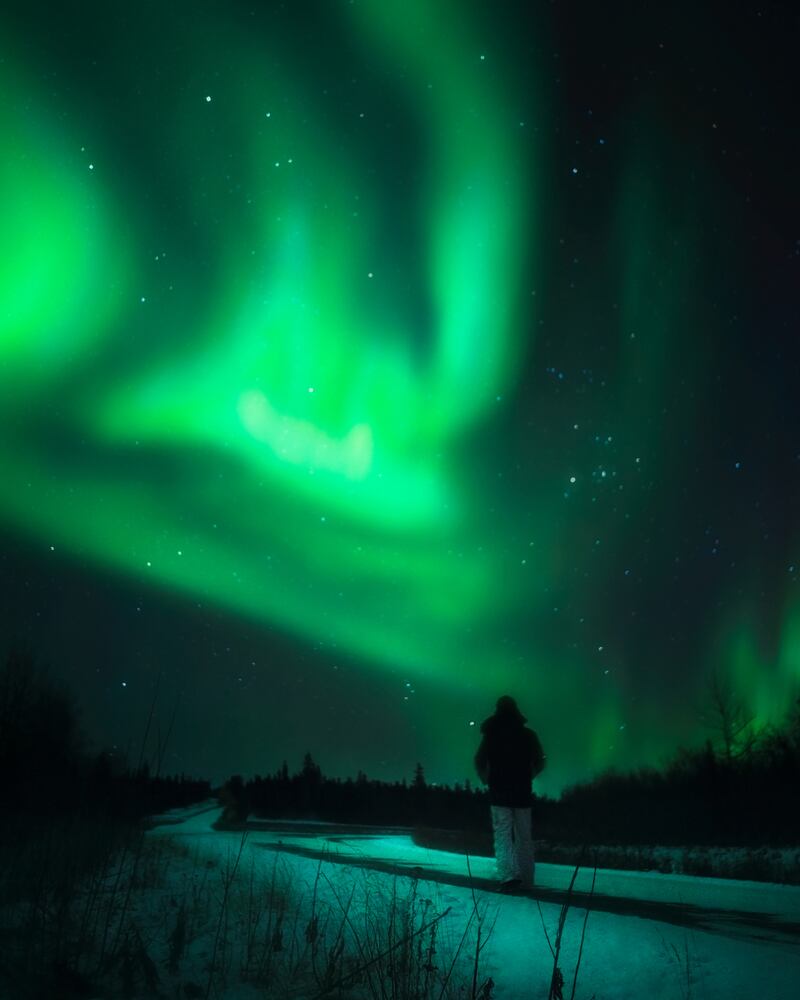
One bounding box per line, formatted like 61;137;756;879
0;2;534;689
0;60;129;386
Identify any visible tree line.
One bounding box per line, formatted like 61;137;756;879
219;756;493;831
4;645;797;846
222;695;800;846
552;698;800;846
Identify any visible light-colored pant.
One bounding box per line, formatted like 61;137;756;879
490;805;534;886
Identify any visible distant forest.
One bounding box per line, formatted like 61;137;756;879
2;649;798;846
223;694;800;847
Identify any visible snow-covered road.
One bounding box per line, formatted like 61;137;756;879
153;807;800;999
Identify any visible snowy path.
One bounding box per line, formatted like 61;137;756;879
154;808;800;999
233;816;800;944
262;840;800;946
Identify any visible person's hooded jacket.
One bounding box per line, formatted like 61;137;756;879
474;697;545;808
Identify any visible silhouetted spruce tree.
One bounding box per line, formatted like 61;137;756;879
298;752;321;814
302;752;322;783
412;762;427;821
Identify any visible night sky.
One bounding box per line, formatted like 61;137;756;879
1;0;797;795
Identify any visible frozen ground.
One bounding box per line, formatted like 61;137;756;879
142;804;800;999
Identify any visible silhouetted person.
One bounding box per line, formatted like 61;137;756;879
474;695;545;889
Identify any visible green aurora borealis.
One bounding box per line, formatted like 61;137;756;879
1;0;798;791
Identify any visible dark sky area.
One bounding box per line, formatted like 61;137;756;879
0;1;797;794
